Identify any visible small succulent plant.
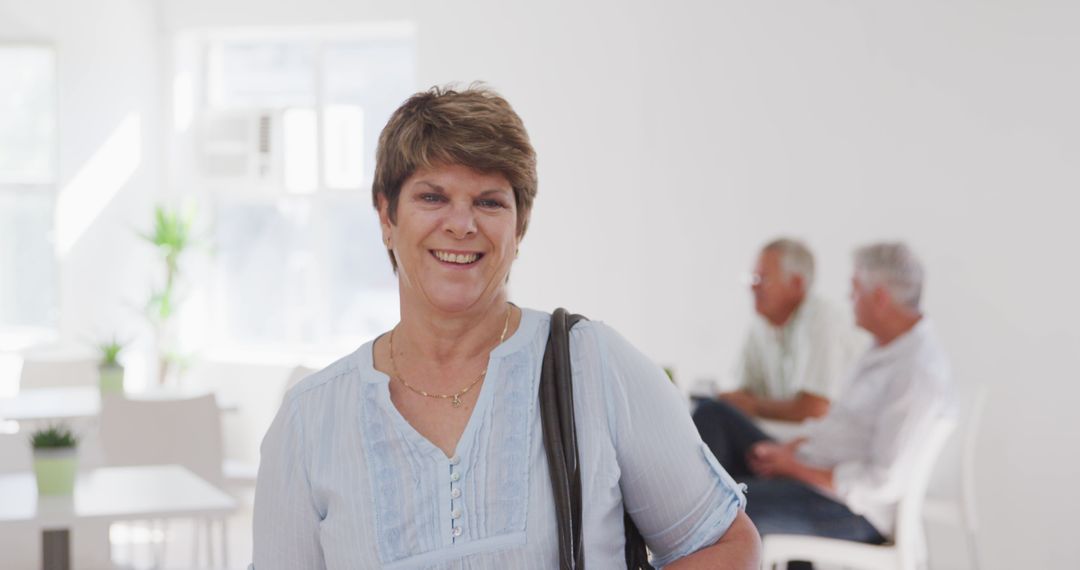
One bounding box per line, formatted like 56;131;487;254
29;424;79;450
98;337;126;367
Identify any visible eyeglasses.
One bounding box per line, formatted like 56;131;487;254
741;272;765;287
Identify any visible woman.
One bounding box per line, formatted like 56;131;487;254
252;85;760;569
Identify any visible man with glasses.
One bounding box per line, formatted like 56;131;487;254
697;238;863;430
693;242;955;568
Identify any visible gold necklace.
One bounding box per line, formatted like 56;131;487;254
389;304;513;408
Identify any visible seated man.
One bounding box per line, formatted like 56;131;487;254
694;242;954;549
715;238;863;422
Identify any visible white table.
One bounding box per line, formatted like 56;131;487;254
0;464;238;570
0;386;238;422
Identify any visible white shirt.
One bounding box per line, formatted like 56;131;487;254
796;318;955;536
739;295;866;401
252;308;746;569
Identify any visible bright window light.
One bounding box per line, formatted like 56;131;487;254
0;46;55;184
56;113;142;256
0;45;57;334
323;105;364;190
282;108;318;194
188;25;415;352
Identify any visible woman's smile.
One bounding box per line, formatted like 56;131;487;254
430;249;484;266
380;163;519;313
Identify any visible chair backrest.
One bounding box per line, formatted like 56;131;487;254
960;384;988;532
0;433;31;473
894;414;957;564
19;358;98;390
282;365;316;400
99;393;224;487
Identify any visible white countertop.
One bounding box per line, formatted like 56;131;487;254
0;464;238;529
0;386;238;422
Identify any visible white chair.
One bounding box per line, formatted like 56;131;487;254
922;386;987;570
0;433;35;569
282;364;316;396
221;364;316;485
0;432;31;473
185;362;315;486
18;357;98;390
762;415;958;570
99;393;233;569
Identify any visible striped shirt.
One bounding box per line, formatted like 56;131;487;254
252;308;746;569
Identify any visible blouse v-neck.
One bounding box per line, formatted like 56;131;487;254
362;307;540;462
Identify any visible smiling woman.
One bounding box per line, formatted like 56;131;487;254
252;85;761;569
381;163;519;315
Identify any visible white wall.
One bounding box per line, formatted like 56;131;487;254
6;0;1078;568
0;0;162;380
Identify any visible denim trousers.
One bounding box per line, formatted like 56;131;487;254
691;400;886;569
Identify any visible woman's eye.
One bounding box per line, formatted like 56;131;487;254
420;193;445;203
476;198;505;209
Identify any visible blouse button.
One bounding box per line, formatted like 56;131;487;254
449;455;461;465
450;471;461;482
451;508;462;519
451;526;462;538
450;487;461;499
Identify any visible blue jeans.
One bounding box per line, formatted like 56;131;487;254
691;399;771;480
743;478;885;543
691;399;886;564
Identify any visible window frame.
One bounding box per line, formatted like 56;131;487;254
0;42;60;345
173;25;415;358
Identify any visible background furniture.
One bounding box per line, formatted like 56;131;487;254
923;385;987;570
19;358;98;390
184;362;315;486
762;415;957;570
99;394;231;568
0;386;239;424
0;464;237;570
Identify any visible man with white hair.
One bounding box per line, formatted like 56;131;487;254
707;238;863;423
696;242;955;560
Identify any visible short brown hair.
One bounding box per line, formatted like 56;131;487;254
372;84;538;270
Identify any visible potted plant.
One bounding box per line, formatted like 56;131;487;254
98;337;126;394
140;204;199;386
30;424;79;496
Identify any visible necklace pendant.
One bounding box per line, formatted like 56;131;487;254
451;395;462;408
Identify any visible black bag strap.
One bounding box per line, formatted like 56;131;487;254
539;308;653;570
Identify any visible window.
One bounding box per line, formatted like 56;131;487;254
178;26;414;354
0;45;57;342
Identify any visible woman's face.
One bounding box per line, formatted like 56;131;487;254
379;163;521;315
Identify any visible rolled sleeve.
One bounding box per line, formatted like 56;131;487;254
645;443;748;568
591;323;747;567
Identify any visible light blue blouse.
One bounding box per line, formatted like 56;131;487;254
252;308;745;569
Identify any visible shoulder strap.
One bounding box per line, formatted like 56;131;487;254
540;308;653;570
540;308;586;570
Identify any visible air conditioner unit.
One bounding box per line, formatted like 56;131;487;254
198;109;282;189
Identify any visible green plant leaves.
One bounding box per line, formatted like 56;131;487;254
29;424;78;449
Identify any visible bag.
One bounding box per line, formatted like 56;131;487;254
539;308;653;570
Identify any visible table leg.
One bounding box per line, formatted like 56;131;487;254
42;529;70;570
